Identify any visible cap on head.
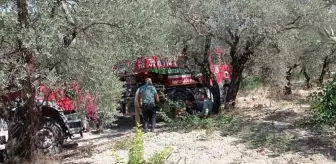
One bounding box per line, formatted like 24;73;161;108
145;78;153;85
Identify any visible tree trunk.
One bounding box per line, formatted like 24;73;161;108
318;56;329;85
201;35;212;79
201;36;221;114
284;64;298;95
301;66;311;89
318;49;336;85
260;66;271;85
17;0;29;28
4;0;39;163
226;52;251;108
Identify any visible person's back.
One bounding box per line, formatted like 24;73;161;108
138;78;158;132
139;84;157;105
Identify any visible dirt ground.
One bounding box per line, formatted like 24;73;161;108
52;87;336;164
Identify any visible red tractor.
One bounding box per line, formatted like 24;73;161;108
113;47;232;118
0;79;98;154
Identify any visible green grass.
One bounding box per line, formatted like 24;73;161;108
167;113;245;136
238;124;297;153
166;114;300;154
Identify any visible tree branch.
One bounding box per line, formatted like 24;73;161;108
193;54;203;66
61;0;76;26
224;40;233;47
48;60;62;72
226;28;236;40
326;48;336;64
3;49;20;57
63;29;77;47
17;0;30;28
82;30;97;45
241;74;251;80
279;15;310;32
182;15;209;36
174;36;193;46
82;22;120;31
176;4;211;36
224;28;238;47
0;36;14;49
285;15;302;27
50;0;62;18
63;21;120;48
280;25;310;32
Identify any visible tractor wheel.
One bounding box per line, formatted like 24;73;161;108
222;86;229;102
166;90;189;118
167;90;189;103
4;121;23;164
35;117;64;154
222;85;230;110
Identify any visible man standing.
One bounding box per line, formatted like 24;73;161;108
137;78;159;132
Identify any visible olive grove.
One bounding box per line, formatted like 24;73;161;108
0;0;336;162
169;0;335;104
0;0;173;163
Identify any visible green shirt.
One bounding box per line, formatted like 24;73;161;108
139;84;157;104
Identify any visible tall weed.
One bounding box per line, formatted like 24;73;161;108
112;123;173;164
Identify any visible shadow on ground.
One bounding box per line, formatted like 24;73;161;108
159;107;336;161
264;109;300;123
273;93;310;105
61;108;336;162
59;116;137;163
228;109;336;160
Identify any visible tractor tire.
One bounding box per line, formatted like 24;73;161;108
222;85;230;110
35;116;64;154
222;86;229;104
166;90;189;118
4;121;24;164
166;90;189;102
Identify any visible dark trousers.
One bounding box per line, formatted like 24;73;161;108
141;103;156;131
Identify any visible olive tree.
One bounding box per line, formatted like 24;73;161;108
170;0;330;107
0;0;174;162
